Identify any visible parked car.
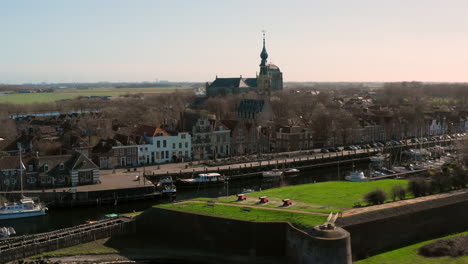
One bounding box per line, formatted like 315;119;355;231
344;146;354;151
320;148;329;153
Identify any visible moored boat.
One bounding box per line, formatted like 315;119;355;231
369;153;389;163
262;169;283;178
0;227;16;238
157;177;177;193
0;198;47;220
282;168;300;177
177;173;225;186
0;148;47;220
345;171;369;182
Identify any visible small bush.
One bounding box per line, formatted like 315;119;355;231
419;234;468;257
364;188;387;205
391;184;406;201
408;178;429;197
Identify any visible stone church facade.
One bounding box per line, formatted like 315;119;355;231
206;35;283;97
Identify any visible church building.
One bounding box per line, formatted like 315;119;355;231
206;34;283;97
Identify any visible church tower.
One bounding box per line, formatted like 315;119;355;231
257;31;272;96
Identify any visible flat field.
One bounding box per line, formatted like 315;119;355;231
356;231;468;264
195;179;409;213
0;86;191;104
157;202;327;229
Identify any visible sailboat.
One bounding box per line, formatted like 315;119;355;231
0;148;47;220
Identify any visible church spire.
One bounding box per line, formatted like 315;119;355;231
259;30;268;75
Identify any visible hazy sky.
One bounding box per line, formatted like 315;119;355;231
1;0;468;83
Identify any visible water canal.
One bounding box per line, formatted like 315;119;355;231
0;161;371;235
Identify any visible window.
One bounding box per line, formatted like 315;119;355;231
120;149;124;156
114;150;118;156
163;140;167;148
185;150;188;157
165;151;169;158
127;149;131;155
172;143;176;149
140;147;143;151
185;142;188;148
157;140;160;148
127;157;132;164
181;134;186;139
161;151;164;159
145;147;148;151
44;164;49;172
179;143;182;148
28;165;33;172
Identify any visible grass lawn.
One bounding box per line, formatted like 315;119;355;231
194;179;409;213
35;238;119;258
0;86;191;104
356;231;468;264
157;202;327;229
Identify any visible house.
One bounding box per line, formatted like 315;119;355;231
180;111;230;160
91;139;138;169
0;155;37;191
132;125;192;164
37;152;99;187
221;120;258;155
272;126;312;152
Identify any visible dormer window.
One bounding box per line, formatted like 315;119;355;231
59;163;64;170
44;164;49;172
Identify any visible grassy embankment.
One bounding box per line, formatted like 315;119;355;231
357;231;468;264
193;179;409;213
157;202;327;229
0;86;191;104
157;179;408;228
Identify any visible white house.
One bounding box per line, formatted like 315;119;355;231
133;126;192;164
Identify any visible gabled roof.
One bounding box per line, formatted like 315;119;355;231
133;125;170;137
71;152;98;170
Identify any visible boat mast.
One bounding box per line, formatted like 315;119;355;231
19;146;24;198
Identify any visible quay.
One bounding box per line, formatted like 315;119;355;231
143;138;461;182
0;172;161;208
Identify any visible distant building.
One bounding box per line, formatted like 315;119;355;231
206;33;283;97
236;99;274;126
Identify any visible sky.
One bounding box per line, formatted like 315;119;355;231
1;0;468;84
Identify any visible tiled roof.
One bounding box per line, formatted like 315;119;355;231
237;99;265;114
133;125;170;137
208;78;257;89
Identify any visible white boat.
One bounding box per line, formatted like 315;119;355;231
369;153;389;163
0;198;47;220
345;171;369;182
283;168;300;177
262;169;283;178
177;173;225;186
0;148;47;220
0;227;16;238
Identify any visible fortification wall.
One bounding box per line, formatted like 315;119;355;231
337;190;468;260
135;207;352;264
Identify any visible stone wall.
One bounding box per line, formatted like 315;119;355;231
337;190;468;260
134;207;351;264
